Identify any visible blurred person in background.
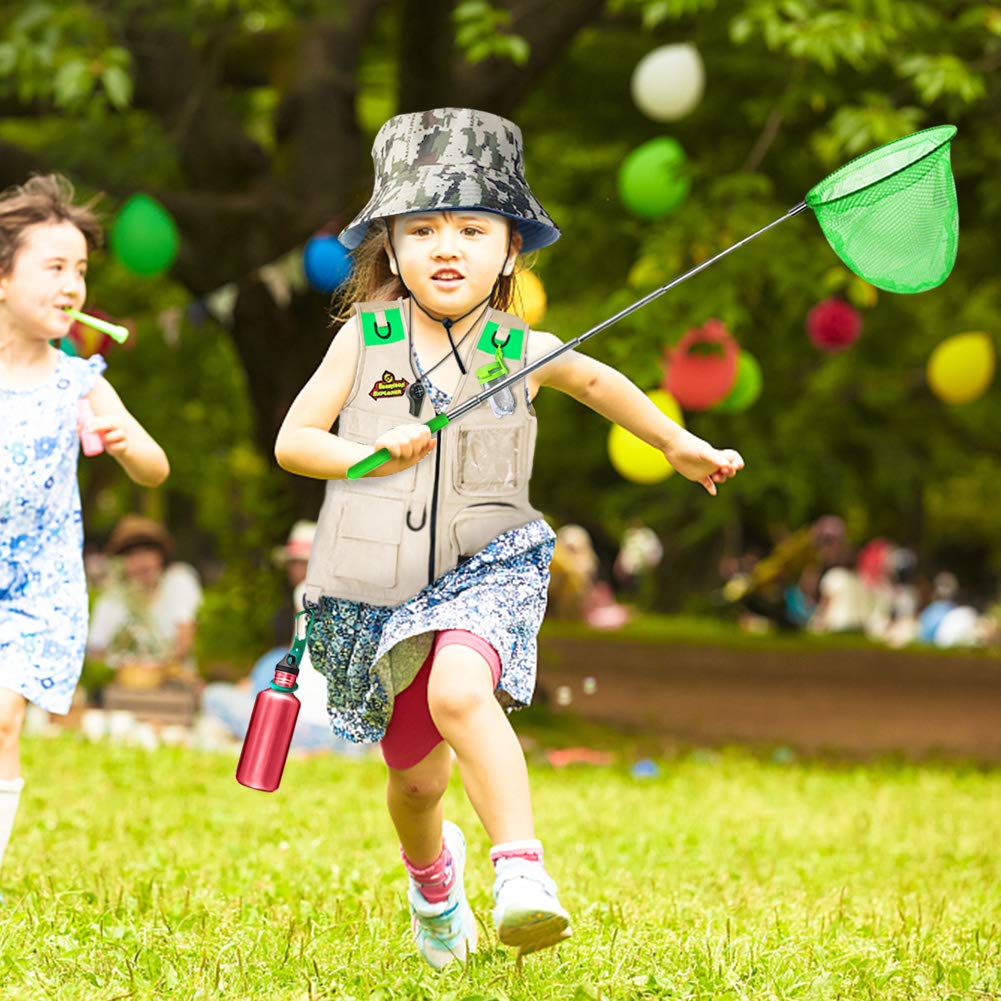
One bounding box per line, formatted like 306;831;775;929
547;524;599;620
808;520;868;635
917;571;959;645
724;515;849;631
86;515;202;686
548;524;628;629
613;524;663;608
860;543;920;647
918;572;996;648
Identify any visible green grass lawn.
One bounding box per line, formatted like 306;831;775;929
2;732;999;1000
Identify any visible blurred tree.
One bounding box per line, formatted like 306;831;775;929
2;0;1000;626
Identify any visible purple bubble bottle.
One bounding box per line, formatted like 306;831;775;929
77;398;104;456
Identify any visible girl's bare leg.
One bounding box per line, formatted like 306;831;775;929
426;645;535;844
385;740;453;865
0;689;27;781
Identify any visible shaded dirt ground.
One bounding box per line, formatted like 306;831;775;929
537;635;1001;762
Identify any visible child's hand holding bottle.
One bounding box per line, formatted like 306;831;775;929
76;399;104;456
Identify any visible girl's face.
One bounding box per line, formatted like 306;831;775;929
388;210;518;319
0;220;88;341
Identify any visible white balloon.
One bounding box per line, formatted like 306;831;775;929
631;43;705;122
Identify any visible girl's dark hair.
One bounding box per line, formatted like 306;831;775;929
0;174;103;275
330;217;532;325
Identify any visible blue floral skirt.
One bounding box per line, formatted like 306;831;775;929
307;518;554;744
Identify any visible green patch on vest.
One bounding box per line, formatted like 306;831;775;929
477;321;524;361
361;308;406;346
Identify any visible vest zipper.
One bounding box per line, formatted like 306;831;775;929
428;430;442;586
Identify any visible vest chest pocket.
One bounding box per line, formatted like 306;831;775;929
336;495;404;588
453;425;526;497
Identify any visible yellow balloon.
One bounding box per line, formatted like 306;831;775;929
513;270;547;327
608;390;684;484
927;332;995;404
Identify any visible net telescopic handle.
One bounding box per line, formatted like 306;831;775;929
346;201;808;479
448;202;810;422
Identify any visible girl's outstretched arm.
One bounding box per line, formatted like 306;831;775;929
528;330;744;495
85;377;170;487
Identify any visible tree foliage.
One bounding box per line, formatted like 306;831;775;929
2;0;1000;640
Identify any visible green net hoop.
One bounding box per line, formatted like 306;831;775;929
805;125;958;294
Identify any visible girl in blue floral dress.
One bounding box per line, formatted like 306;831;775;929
275;108;744;967
0;175;169;877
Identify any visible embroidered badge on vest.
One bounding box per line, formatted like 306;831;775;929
361;308;406;346
370;370;410;400
476;321;524;360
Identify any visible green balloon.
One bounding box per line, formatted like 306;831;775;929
714;351;762;412
110;194;179;276
618;137;690;219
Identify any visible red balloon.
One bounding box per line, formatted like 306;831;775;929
806;298;862;352
661;319;739;410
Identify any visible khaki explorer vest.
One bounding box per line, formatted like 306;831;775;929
304;299;545;607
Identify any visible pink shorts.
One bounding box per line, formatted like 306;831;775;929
381;630;502;771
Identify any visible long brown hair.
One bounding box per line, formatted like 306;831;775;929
330;217;532;325
0;174;103;275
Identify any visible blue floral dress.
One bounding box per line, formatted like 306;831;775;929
308;357;554;745
0;353;106;713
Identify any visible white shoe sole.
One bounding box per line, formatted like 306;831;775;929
496;904;572;955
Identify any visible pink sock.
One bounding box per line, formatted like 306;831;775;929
490;838;544;867
402;842;454;904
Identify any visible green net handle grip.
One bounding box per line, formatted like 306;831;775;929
346;414;450;479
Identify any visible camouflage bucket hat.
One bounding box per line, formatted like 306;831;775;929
339;107;560;253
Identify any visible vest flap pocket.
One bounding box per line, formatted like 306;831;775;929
450;503;524;560
336;495;403;589
453;425;526;496
336;539;399;588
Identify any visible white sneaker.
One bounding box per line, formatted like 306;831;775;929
408;820;478;969
492;857;571;956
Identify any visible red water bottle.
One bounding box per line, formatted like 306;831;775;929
236;650;302;792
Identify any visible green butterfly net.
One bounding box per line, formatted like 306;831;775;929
806;125;958;294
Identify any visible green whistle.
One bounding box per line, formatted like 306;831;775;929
63;308;129;344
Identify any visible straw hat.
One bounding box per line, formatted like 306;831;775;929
105;515;174;559
272;520;316;566
339;107;560;253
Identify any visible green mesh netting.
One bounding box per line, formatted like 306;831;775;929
806;125;958;294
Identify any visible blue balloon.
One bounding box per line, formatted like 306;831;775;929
303;235;352;293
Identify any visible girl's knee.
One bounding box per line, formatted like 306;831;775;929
387;754;451;806
0;712;24;751
427;645;495;726
0;696;26;749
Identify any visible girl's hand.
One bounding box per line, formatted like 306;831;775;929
666;439;744;496
84;413;134;458
373;423;436;473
